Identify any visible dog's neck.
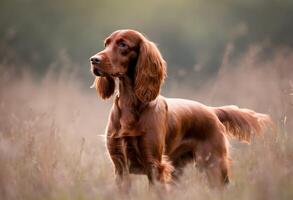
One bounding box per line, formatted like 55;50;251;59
114;76;148;136
117;76;149;112
118;76;138;107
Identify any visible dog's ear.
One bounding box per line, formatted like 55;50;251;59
91;76;115;99
134;38;167;102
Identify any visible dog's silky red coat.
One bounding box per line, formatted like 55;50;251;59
90;29;271;188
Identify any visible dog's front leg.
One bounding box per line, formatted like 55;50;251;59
114;167;131;193
139;131;174;191
107;137;131;192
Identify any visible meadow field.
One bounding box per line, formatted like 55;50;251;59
0;46;293;200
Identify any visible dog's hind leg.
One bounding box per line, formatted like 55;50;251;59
196;132;231;187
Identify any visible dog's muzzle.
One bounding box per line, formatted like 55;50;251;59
90;55;101;65
90;55;105;76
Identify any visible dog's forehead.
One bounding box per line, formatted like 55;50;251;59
109;30;142;43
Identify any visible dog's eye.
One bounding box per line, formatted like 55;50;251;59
118;41;127;48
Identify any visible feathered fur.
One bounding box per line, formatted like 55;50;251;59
214;105;272;142
89;29;273;190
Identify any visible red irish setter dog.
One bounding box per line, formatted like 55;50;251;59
90;29;271;189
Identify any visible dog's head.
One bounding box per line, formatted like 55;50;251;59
90;29;166;102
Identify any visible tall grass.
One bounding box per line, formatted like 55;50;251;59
0;46;292;199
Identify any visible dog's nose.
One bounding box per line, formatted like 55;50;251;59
90;56;101;64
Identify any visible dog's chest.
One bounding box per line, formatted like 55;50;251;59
109;97;146;138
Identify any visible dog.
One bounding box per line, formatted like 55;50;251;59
90;29;272;189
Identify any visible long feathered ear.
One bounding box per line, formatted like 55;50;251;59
134;39;167;102
91;76;115;99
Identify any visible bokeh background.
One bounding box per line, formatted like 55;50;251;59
1;0;293;199
2;0;293;82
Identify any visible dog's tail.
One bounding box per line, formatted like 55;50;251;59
214;105;273;142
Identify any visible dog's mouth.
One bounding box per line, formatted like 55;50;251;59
91;62;126;78
92;67;125;78
90;64;107;77
92;67;105;76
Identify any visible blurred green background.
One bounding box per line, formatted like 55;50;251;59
1;0;293;83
